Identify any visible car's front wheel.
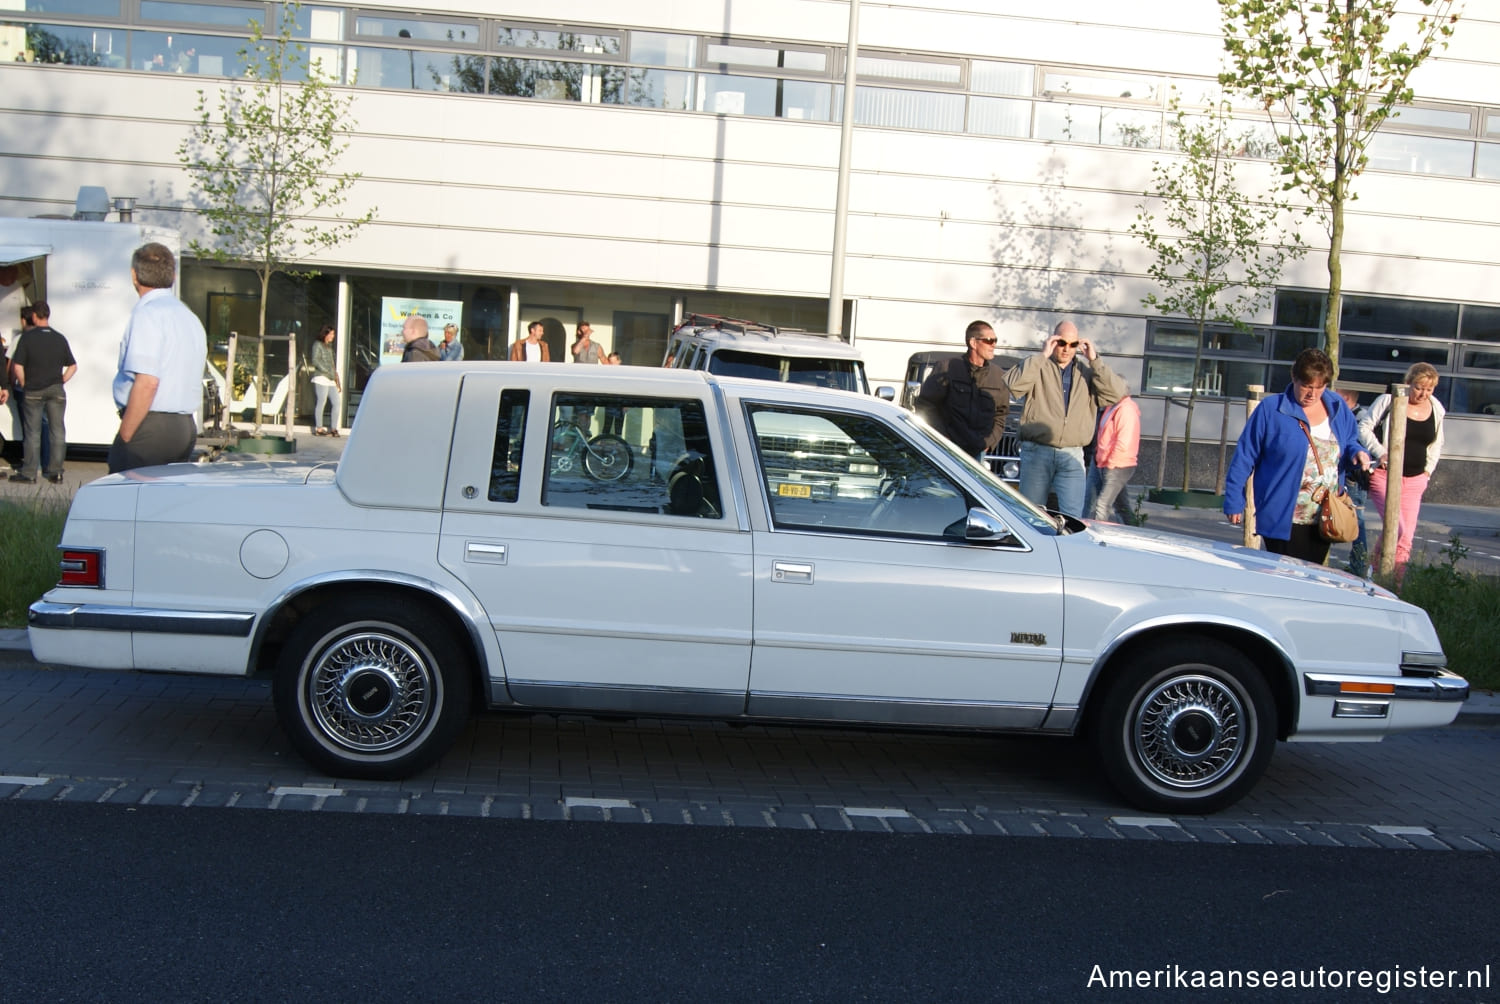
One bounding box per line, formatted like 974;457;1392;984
1093;638;1276;814
273;597;472;779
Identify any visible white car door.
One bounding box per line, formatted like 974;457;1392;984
437;376;752;716
743;403;1065;729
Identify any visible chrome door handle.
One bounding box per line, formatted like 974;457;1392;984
465;541;507;564
772;560;814;584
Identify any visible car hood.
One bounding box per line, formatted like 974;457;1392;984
1076;520;1394;599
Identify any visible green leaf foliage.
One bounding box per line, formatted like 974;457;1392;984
1217;0;1460;374
178;3;374;276
1130;96;1307;488
177;2;374;432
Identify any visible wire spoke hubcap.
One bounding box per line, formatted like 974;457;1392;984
308;631;434;753
1132;673;1247;790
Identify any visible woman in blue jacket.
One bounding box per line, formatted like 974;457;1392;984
1224;349;1372;564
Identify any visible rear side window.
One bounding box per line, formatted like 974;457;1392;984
542;393;724;519
488;389;530;502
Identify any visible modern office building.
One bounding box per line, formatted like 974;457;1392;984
1;1;1496;496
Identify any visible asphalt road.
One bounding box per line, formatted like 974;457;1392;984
1;799;1496;1001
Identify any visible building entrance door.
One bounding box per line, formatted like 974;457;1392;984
612;311;670;367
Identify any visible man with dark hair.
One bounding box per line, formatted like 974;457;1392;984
509;320;550;361
10;301;76;484
915;319;1010;460
109;242;208;473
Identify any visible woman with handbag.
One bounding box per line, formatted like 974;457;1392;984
1224;348;1372;564
1359;362;1445;579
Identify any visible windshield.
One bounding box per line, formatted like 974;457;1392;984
902;412;1059;534
708;350;869;394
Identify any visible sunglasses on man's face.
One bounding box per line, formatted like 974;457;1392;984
973;336;998;345
1058;341;1080;349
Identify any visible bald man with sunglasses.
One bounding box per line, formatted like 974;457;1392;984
1005;320;1126;517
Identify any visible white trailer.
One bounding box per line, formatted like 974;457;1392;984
1;217;184;449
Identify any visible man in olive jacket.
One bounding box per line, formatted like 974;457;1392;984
1005;320;1127;517
915;320;1010;460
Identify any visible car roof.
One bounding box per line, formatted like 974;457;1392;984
357;360;879;403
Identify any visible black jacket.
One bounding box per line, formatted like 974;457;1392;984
915;355;1010;456
401;337;441;363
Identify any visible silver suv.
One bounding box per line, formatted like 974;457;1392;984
663;314;870;395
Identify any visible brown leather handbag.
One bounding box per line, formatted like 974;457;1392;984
1299;421;1359;543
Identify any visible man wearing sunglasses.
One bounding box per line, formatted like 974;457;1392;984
914;320;1010;461
1005;320;1127;518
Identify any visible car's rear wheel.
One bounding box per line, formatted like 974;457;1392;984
1093;638;1276;814
273;596;471;779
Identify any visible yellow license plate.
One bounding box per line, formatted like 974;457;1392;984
777;482;812;498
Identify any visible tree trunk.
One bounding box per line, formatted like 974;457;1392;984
253;270;270;435
1181;317;1208;491
1324;113;1348;378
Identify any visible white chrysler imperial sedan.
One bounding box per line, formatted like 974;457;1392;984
29;364;1467;813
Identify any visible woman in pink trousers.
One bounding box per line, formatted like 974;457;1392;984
1358;362;1445;580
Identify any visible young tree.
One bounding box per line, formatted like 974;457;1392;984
178;2;374;434
1218;0;1460;373
1131;98;1306;492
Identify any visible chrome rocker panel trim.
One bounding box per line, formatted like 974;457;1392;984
28;601;254;637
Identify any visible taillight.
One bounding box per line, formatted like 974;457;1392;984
59;549;104;588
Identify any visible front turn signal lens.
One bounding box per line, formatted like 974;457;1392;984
1340;681;1396;695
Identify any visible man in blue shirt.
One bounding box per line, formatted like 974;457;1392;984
109;243;208;473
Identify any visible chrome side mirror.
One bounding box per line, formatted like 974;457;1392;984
875;385;896;402
965;507;1022;547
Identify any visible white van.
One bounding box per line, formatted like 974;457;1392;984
1;216;184;448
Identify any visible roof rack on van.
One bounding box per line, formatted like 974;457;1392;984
674;313;780;336
674;313;847;344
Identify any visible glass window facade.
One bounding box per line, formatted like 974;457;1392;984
1146;292;1500;416
1142;290;1500;416
139;1;262;27
5;3;1500;181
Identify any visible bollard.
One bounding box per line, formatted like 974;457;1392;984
1155;397;1171;490
223;330;239;433
1216;396;1231;490
1377;383;1409;579
1242;385;1263;548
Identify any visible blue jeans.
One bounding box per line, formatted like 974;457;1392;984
313;381;342;429
1086;464;1136;523
20;383;66;478
1018;441;1086;517
1345;478;1370;576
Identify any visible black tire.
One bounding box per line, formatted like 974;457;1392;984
1093;637;1277;814
583;434;633;482
273;596;472;779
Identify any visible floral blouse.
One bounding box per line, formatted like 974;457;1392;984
1293;419;1341;525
